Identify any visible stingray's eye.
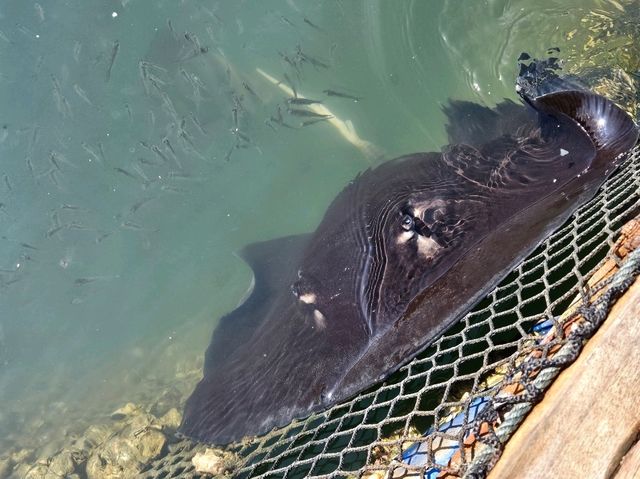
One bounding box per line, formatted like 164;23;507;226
401;214;414;231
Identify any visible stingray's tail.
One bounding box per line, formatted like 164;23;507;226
516;51;638;163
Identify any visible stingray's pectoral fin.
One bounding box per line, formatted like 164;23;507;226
201;234;311;375
179;233;342;445
533;91;639;162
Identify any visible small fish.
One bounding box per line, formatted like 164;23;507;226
297;47;329;69
16;23;36;38
81;142;102;164
137;156;161;167
28;125;40;153
151;144;171;164
160;92;178;120
190;112;207;135
97;142;107;164
73;41;82;62
302;116;333;127
51;74;72;117
121;220;157;232
129;196;156;214
67;221;94;231
168;171;204;181
138;60;150;94
288;108;332;118
162;136;177;156
3;174;11;191
131;163;152;184
287;97;322;105
280;16;295;27
60;203;83;210
46;211;63;238
225;145;238;161
74;275;115;286
114;167;138;180
303;17;322;30
106;40;120;82
278;51;297;70
49;150;75;170
323;89;361;101
242;81;258;98
95;231;112;243
183;32;208;60
160;184;185;193
73;84;94;107
25;156;36;180
167;19;178;40
234;101;245;128
47;169;62;189
233;129;251;144
34;3;45;22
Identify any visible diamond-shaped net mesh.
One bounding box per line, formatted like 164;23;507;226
140;143;640;479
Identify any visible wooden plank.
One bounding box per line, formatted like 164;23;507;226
488;276;640;479
614;438;640;479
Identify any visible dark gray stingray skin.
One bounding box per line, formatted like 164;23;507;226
180;64;638;445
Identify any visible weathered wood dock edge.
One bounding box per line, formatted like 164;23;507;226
488;218;640;479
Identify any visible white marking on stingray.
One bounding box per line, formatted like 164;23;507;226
313;309;327;330
299;292;316;304
396;230;415;244
416;235;441;260
560;148;569;156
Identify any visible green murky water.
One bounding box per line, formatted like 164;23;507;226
0;0;632;456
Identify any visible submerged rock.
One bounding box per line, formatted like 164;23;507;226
83;424;112;448
110;403;143;421
47;450;76;477
159;408;182;431
192;448;238;476
23;463;48;479
0;457;13;479
10;449;34;464
85;424;166;479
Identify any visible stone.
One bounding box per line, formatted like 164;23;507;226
0;457;13;479
11;448;34;464
133;429;166;461
192;448;237;476
159;408;182;431
12;463;32;479
83;424;112;448
86;437;141;479
110;403;142;421
48;451;76;476
23;463;48;479
85;424;166;479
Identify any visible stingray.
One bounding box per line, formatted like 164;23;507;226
180;57;638;445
